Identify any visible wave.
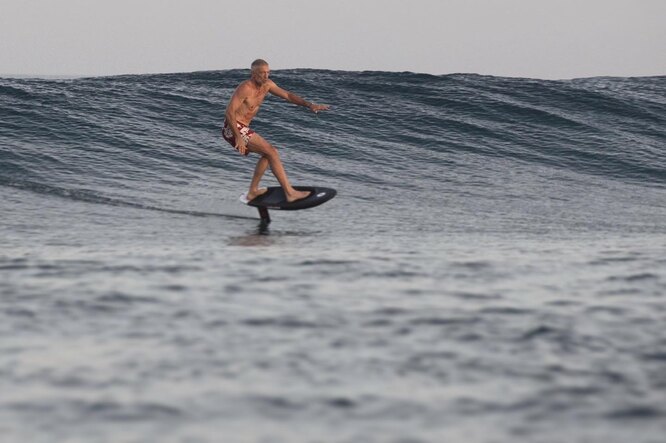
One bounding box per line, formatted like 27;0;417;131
1;70;665;212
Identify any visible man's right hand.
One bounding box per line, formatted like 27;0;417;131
235;138;248;156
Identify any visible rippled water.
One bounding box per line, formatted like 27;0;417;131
1;71;665;442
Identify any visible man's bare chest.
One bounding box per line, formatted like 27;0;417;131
244;88;269;111
244;96;265;110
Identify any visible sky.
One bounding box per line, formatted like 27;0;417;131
1;0;664;79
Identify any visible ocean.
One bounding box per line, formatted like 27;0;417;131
1;70;665;443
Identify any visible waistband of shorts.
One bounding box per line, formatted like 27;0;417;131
224;119;249;128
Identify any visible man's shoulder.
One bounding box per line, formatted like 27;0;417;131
265;79;282;94
234;80;254;95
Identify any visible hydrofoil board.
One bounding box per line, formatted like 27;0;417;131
239;186;336;223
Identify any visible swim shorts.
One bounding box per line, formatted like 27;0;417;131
222;119;255;155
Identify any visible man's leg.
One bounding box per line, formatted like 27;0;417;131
247;156;269;201
246;133;310;202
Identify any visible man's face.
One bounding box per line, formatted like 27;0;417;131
252;65;270;85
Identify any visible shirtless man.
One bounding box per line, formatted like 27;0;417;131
223;59;330;202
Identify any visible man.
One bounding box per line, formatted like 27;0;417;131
223;59;330;202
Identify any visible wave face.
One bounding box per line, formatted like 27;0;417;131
1;70;665;233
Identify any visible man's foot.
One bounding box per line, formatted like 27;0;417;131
286;189;311;203
247;187;268;201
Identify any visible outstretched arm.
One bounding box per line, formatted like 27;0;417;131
269;82;330;113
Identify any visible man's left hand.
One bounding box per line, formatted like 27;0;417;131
309;103;330;114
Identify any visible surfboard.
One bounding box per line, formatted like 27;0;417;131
239;186;336;223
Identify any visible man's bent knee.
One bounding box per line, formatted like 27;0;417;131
265;145;279;159
247;137;278;158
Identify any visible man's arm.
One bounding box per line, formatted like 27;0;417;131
269;81;330;113
225;85;249;154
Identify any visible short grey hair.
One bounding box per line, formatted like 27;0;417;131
251;59;269;70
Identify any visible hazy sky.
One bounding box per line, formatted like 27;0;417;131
1;0;664;79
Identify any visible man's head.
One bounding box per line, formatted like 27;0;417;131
251;59;270;85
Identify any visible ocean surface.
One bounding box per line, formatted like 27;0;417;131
1;70;665;443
